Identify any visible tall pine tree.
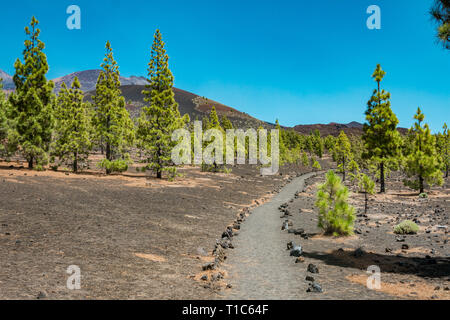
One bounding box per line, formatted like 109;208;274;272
430;0;450;49
8;17;54;169
363;64;401;193
0;78;8;157
137;30;188;179
436;123;449;177
92;41;134;174
53;78;93;172
403;108;443;193
334;130;352;181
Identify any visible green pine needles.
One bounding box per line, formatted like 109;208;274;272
137;29;189;179
8;16;55;169
92;41;135;174
52;77;93;172
403;108;443;193
363;64;402;193
0;78;9;157
316;170;356;236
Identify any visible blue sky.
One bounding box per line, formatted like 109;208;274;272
1;0;449;132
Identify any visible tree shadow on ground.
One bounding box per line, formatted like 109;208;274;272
303;249;450;279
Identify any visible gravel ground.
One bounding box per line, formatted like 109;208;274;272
221;172;391;300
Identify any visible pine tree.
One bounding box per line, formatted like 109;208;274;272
315;170;356;236
363;64;402;193
221;115;233;130
0;78;8;156
403;108;443;193
357;173;375;214
202;106;225;172
430;0;450;49
312;159;322;171
92;41;134;174
301;151;309;167
137;30;188;179
334;130;352;181
312;130;324;158
436;123;449;177
275;119;287;163
52;78;92;172
8;17;54;169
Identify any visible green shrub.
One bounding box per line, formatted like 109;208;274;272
312;160;321;171
315;170;356;236
419;193;428;199
394;220;419;235
98;159;129;173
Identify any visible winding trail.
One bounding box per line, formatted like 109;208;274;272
222;172;317;300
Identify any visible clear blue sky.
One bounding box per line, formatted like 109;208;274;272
1;0;449;132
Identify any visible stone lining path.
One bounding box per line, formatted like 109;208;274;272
221;172;392;300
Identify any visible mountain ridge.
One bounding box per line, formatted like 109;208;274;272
0;68;406;135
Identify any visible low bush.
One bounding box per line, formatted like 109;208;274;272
394;220;419;235
315;170;356;236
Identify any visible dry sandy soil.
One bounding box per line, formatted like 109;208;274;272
0;157;318;300
226;171;449;300
0;155;447;300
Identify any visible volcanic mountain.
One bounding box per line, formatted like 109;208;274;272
1;69;406;134
0;69;14;90
52;69;148;93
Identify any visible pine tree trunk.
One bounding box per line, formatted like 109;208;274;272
364;192;368;214
73;152;78;173
106;142;111;175
446;164;448;178
28;157;34;170
419;175;424;194
380;161;385;193
156;147;162;179
342;157;346;182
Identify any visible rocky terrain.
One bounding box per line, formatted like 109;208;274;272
219;170;449;300
0;158;306;299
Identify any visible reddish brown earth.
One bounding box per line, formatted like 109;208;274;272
0;159;312;299
0;156;447;300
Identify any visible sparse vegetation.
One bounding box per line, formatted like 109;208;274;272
394;220;419;235
315;170;356;236
363;64;402;193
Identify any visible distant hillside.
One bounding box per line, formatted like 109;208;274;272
2;68;408;134
52;70;147;93
86;84;273;129
0;69;14;90
293;122;408;136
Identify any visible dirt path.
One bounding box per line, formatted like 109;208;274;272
222;172;317;299
221;172;392;300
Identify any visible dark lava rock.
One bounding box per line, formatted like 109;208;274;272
307;264;319;274
401;244;409;250
290;245;303;257
305;275;315;282
385;248;393;253
294;229;305;235
202;262;216;271
200;275;208;281
306;282;323;293
287;241;294;250
353;248;365;258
